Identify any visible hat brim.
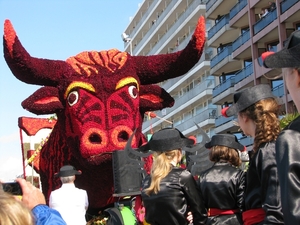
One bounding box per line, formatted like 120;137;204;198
205;136;244;151
225;85;276;117
264;44;300;69
139;137;194;152
225;104;238;117
54;170;82;177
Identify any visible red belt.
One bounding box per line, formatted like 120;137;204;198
208;208;240;217
242;208;265;225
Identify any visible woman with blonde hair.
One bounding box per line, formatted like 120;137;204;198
0;188;34;225
222;84;284;225
199;134;246;224
140;127;207;225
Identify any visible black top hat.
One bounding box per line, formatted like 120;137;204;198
262;30;300;71
205;134;244;151
138;128;194;152
54;165;82;177
224;84;275;117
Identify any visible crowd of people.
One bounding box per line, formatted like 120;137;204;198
1;23;300;225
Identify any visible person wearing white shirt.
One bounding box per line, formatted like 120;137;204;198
49;165;89;225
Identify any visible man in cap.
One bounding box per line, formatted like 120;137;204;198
262;30;300;224
49;165;89;225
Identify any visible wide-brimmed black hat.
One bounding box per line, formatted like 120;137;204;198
205;134;244;151
263;30;300;70
138;128;194;152
223;84;275;117
54;165;82;177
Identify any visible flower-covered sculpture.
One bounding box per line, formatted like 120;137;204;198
3;16;206;213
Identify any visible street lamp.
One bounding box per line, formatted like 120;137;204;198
121;32;133;55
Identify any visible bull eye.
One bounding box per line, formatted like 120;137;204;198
128;86;138;99
67;91;79;106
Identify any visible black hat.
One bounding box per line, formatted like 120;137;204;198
205;134;244;151
263;30;300;71
224;84;275;117
138;128;194;152
54;165;82;177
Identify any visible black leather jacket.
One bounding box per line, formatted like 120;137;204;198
141;167;207;225
245;142;284;224
199;162;245;225
276;116;300;224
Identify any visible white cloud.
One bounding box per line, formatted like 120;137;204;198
0;156;23;181
0;132;19;143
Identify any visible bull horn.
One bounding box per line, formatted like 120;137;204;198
134;16;206;84
3;19;70;86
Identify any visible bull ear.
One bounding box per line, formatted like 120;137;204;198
22;87;63;115
139;84;174;112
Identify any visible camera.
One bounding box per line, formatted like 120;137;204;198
2;182;22;195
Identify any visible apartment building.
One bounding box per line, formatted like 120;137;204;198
206;0;300;148
122;0;300;167
122;0;214;170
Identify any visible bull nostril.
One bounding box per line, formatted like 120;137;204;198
89;133;102;144
118;131;129;142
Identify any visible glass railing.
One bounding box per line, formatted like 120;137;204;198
229;0;247;19
126;0;159;47
272;83;284;97
206;0;218;11
213;76;235;97
253;9;277;35
133;0;177;55
174;108;216;131
232;28;250;52
215;115;235;127
238;136;253;147
281;0;299;13
211;45;232;68
208;14;230;40
147;0;202;55
235;63;253;83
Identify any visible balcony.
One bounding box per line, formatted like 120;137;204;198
232;29;250;52
208;14;230;40
133;0;179;55
127;0;159;44
234;63;253;84
214;115;238;134
281;0;300;13
253;9;277;35
211;45;232;68
147;0;205;55
215;115;234;127
161;53;211;92
229;0;247;20
206;0;218;12
272;83;284;98
212;76;235;105
238;136;253;147
142;78;215;132
213;76;235;97
174;108;216;132
206;0;236;19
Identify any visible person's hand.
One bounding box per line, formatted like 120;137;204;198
16;178;46;210
187;211;193;224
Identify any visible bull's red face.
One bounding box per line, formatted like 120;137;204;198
63;78;141;164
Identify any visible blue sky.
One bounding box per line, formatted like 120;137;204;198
0;0;142;180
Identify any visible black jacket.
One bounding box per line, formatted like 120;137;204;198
276;116;300;224
245;142;284;224
141;167;207;225
199;162;245;225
